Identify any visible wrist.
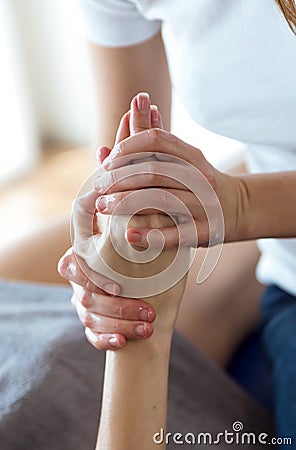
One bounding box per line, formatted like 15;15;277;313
144;275;187;336
233;171;296;240
218;172;250;243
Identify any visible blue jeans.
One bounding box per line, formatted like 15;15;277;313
261;284;296;447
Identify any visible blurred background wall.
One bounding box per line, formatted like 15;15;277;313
0;0;94;185
0;0;245;267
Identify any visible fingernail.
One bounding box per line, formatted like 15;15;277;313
151;105;159;124
148;309;154;322
109;336;118;347
135;324;146;336
96;196;106;212
137;92;149;112
138;307;149;321
128;231;142;243
103;283;120;295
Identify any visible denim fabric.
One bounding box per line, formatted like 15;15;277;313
261;284;296;447
227;328;273;411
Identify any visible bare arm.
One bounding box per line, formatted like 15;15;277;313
96;248;186;450
82;95;189;449
236;171;296;241
88;30;171;147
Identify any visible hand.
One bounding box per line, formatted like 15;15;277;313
58;247;155;349
58;93;165;350
95;129;244;248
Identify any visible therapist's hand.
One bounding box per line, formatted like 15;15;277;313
95;130;245;248
58;93;163;350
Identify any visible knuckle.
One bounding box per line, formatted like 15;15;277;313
170;132;179;146
94;336;105;350
116;192;126;211
195;147;204;158
205;172;218;191
148;127;165;144
71;197;83;214
81;290;92;308
191;148;205;166
109;171;117;189
59;250;72;266
82;313;93;328
95;342;106;351
85;279;95;292
58;253;73;276
114;302;128;319
134;121;149;132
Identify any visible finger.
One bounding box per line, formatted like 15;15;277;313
96;188;201;218
103;129;205;171
99;101;159;168
85;328;126;351
58;248;121;295
130;92;151;135
76;302;153;338
71;189;100;241
95;161;195;194
115;111;131;144
96;101;159;165
71;189;114;287
150;105;163;129
104;105;162;168
126;221;202;249
68;192;121;292
96;145;112;164
72;282;155;322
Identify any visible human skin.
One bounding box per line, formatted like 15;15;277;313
67;95;267;449
97;130;296;247
68;93;188;450
63;97;296;367
0;32;262;362
95;324;177;450
58;33;263;361
63;96;264;449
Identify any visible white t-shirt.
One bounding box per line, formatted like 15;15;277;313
78;0;296;296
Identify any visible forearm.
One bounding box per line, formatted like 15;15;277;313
96;330;172;450
88;31;171;149
94;211;187;450
234;170;296;241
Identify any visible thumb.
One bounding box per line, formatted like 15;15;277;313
130;92;151;135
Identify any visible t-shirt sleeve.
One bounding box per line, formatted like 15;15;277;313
76;0;161;47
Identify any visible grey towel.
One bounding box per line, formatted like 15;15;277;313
0;280;274;449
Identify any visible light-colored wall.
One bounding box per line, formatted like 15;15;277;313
9;0;94;148
0;0;38;185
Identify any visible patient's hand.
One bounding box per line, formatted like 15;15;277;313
59;93;188;350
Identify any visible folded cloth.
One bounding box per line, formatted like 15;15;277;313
0;280;274;449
